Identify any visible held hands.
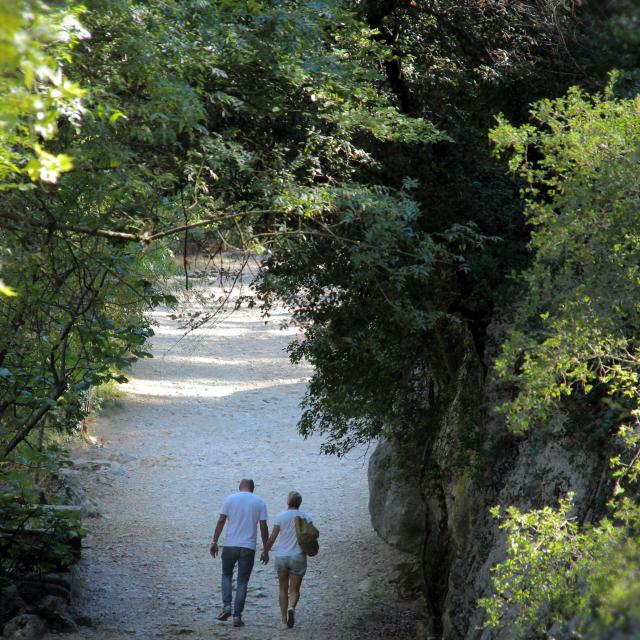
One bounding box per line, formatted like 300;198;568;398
211;540;268;563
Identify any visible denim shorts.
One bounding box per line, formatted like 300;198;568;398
275;553;307;577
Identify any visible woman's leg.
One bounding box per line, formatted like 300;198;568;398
278;571;289;624
288;573;304;610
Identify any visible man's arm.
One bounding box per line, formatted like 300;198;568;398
209;514;227;559
259;519;269;548
261;523;279;564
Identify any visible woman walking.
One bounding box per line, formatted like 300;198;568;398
262;491;312;629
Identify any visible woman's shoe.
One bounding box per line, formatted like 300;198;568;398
286;607;295;628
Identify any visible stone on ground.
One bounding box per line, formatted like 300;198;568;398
2;614;47;640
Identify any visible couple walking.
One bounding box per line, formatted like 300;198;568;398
209;479;313;630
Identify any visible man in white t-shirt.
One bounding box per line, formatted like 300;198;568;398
209;479;269;627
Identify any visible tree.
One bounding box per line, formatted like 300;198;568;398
0;0;438;472
255;0;629;459
492;81;640;436
0;0;87;297
480;71;640;638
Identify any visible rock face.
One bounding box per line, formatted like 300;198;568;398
368;320;611;640
369;441;426;554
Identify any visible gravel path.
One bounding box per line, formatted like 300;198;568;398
52;278;420;640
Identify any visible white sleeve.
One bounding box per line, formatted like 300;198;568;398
260;499;268;521
220;496;231;516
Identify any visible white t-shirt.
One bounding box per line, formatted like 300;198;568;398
220;492;268;550
273;509;313;557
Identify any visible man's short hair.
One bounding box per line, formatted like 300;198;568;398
240;478;255;492
287;491;302;509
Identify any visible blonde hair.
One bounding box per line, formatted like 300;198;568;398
287;491;302;508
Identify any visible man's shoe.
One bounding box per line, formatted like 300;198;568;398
216;606;231;621
286;607;295;628
233;616;244;627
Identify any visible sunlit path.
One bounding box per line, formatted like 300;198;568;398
54;280;420;640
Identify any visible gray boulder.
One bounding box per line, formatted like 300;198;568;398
368;440;426;554
0;584;26;626
1;614;46;640
16;579;69;606
35;595;78;632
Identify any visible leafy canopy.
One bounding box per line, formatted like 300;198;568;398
0;0;86;189
492;80;640;435
482;77;640;636
1;0;437;459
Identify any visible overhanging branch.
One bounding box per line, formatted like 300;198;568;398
0;210;272;244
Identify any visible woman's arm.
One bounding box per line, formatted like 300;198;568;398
264;524;280;554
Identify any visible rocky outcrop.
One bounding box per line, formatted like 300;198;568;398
369;441;426;554
0;574;78;639
368;319;612;639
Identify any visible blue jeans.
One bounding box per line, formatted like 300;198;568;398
221;546;256;616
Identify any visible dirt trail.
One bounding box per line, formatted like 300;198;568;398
55;278;420;640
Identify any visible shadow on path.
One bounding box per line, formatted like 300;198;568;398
52;298;421;639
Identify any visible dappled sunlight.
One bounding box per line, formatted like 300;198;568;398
121;294;311;400
157;354;296;367
72;274;417;640
146;310;305;359
123;375;308;399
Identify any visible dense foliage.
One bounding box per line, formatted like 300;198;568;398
479;494;640;637
257;0;628;456
3;0;640;636
0;0;437;453
0;0;438;582
0;0;85;298
493;83;640;436
258;184;491;454
477;75;640;638
0;1;85;190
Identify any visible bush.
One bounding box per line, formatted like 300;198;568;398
0;448;83;580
